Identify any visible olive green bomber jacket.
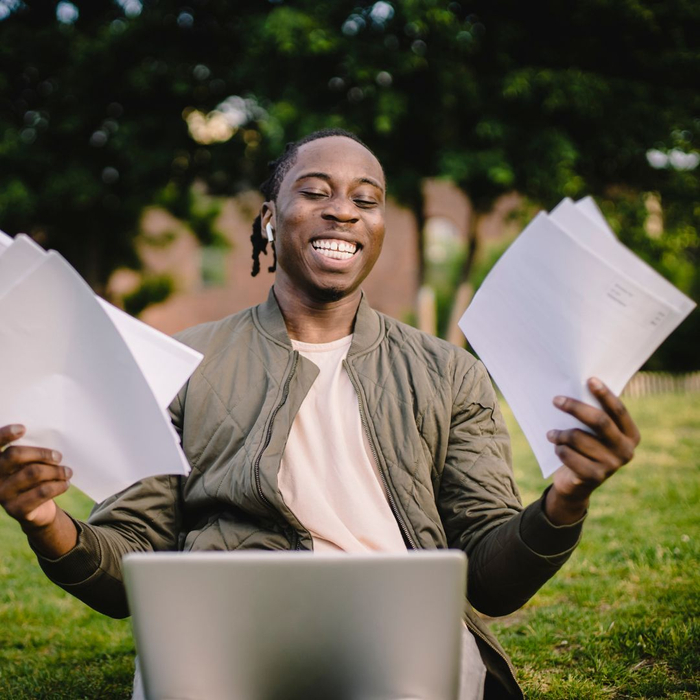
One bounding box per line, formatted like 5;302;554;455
37;290;584;699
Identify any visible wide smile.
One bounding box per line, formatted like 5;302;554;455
310;237;360;263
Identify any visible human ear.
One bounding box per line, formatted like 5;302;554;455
261;202;276;238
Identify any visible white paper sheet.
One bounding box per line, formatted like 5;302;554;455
0;234;49;297
573;197;616;239
0;231;202;502
555;199;695;316
0;251;194;502
459;202;696;478
0;234;201;411
97;299;202;410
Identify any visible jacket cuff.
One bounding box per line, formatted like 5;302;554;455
519;487;586;556
33;517;102;586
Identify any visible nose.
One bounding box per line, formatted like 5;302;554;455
321;195;359;224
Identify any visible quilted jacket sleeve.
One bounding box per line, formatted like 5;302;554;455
437;358;584;617
33;390;187;619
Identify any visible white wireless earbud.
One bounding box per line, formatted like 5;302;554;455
265;223;275;242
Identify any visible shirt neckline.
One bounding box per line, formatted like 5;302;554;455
291;334;354;353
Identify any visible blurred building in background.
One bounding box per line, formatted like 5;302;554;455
107;182;520;336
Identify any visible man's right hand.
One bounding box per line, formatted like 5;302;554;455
0;424;77;556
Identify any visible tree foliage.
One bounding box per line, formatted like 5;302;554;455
0;0;697;366
0;0;260;289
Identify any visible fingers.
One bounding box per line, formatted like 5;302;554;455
587;377;641;444
0;444;63;477
0;429;71;526
552;379;640;451
551;394;622;446
3;462;73;495
0;424;26;450
548;378;641;503
2;479;70;522
0;461;72;523
547;427;625;467
551;444;612;485
548;426;630;491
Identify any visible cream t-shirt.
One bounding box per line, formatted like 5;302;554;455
279;334;406;553
276;334;487;700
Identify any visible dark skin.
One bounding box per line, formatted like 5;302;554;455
261;136;386;343
0;426;77;554
546;378;640;523
0;135;641;560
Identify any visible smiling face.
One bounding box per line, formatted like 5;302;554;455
262;136;386;305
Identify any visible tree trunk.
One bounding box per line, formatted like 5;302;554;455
446;281;473;347
458;208;482;289
445;208;482;347
409;189;426;289
417;285;437;336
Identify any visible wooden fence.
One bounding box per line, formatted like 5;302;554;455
622;371;700;398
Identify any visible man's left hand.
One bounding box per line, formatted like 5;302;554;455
544;377;641;525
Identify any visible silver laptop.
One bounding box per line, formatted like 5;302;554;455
123;551;466;700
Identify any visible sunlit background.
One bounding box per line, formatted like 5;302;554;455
1;3;699;698
1;0;698;373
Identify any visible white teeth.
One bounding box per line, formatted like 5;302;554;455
315;248;353;260
312;239;357;257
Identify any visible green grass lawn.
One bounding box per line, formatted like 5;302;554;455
1;393;698;698
493;392;700;699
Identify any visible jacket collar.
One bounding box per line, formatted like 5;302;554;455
256;287;384;356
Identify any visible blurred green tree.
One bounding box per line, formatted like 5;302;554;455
0;0;697;366
243;0;699;365
0;0;263;291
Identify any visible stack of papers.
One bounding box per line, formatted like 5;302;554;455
459;197;696;479
0;230;203;502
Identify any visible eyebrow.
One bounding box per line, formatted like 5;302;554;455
295;171;385;192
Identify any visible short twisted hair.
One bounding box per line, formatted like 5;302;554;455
250;129;378;276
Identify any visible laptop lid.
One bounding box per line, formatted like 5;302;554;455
123;551;466;700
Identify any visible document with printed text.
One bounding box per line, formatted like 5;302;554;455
459;198;696;478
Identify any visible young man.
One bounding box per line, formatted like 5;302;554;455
0;129;640;698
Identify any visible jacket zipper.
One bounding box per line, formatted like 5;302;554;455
345;357;519;692
254;351;299;509
344;359;416;550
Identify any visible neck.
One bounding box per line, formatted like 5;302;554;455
273;282;361;343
